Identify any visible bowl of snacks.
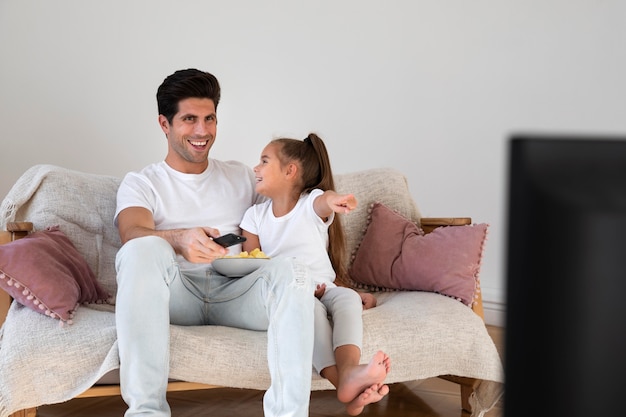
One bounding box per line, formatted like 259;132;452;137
212;248;270;278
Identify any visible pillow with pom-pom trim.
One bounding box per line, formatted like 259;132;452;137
0;225;110;324
347;202;488;307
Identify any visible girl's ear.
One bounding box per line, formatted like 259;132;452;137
285;162;298;179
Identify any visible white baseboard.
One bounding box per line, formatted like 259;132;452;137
482;299;506;327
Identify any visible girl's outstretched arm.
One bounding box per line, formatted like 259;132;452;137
314;190;357;219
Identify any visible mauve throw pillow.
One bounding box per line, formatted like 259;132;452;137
348;202;488;306
0;226;110;324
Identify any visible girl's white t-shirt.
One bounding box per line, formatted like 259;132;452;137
240;189;337;286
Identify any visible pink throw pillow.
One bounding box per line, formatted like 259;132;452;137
0;226;110;324
347;202;488;306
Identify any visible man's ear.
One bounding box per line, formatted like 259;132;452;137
158;114;170;136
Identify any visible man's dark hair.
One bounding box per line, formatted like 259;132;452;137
156;69;221;123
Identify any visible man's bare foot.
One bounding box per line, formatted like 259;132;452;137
337;350;391;403
346;383;390;416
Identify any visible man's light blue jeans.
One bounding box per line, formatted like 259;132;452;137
115;236;315;417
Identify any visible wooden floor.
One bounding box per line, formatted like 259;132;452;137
37;326;504;417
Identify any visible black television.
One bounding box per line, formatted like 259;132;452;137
505;135;626;416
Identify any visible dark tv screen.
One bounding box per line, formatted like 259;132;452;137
505;135;626;416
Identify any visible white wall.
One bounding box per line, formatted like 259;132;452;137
2;0;626;325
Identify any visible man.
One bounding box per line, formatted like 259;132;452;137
114;68;315;417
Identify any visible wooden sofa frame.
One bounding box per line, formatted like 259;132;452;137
1;217;484;417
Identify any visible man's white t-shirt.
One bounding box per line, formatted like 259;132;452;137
239;189;337;286
115;159;263;273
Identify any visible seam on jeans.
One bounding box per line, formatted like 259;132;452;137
204;270;265;304
164;257;179;286
179;274;209;302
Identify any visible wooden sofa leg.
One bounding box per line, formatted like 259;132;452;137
439;375;479;413
8;408;37;417
460;384;473;413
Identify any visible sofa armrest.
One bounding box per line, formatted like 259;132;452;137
419;217;472;234
0;222;34;326
418;217;484;319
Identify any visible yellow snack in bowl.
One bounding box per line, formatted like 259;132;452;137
249;248;269;258
223;248;269;259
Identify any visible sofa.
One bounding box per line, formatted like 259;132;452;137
0;164;504;417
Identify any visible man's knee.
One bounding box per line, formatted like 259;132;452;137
117;236;172;262
115;236;176;279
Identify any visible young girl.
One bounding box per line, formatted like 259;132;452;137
240;133;391;416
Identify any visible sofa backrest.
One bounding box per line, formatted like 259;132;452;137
335;167;421;262
0;164;421;299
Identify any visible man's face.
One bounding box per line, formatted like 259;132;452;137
159;97;217;174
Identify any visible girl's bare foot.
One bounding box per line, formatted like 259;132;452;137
337;350;391;403
346;383;390;416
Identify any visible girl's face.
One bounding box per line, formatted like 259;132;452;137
253;143;289;198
